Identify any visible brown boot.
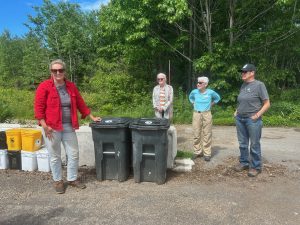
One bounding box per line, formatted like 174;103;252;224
233;163;249;172
67;179;86;189
53;180;65;194
248;168;261;177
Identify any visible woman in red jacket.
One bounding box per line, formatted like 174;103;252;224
34;59;101;194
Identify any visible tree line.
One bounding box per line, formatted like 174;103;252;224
0;0;299;107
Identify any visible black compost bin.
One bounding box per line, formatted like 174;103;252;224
0;131;8;149
90;117;132;181
129;118;170;184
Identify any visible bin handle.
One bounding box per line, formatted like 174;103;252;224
103;151;115;155
142;153;155;156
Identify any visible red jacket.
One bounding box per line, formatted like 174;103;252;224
34;79;91;131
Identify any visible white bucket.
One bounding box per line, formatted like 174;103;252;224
0;149;8;169
21;150;37;171
36;148;51;172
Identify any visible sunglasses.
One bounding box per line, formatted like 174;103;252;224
197;82;204;84
241;71;250;74
157;78;164;81
51;69;65;74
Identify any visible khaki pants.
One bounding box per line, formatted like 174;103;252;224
192;111;212;157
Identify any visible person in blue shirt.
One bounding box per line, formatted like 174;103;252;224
189;76;221;161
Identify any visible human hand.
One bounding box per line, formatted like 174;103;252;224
43;125;54;140
251;113;259;120
93;117;102;122
90;114;101;122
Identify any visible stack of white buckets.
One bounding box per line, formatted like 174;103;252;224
0;126;50;172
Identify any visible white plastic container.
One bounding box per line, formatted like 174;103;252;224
21;150;37;171
36;148;51;172
167;125;177;169
0;149;9;169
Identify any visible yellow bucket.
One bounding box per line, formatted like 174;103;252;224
21;129;42;152
6;128;23;151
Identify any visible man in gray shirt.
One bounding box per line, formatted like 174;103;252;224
233;63;270;177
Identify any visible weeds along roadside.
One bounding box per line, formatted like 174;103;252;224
0;87;299;127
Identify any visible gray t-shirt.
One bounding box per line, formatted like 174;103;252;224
56;84;72;124
237;80;269;117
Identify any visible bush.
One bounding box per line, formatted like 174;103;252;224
267;101;296;116
0;86;299;127
0;101;12;122
278;88;300;102
0;88;34;120
83;71;150;106
173;87;193;124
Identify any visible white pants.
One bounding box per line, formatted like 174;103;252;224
42;128;79;182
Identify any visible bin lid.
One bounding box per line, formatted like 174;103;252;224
89;117;132;129
129;118;170;130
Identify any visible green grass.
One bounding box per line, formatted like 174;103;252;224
0;88;34;122
1;87;300;127
176;150;194;159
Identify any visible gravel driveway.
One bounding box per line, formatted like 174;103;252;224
0;125;299;225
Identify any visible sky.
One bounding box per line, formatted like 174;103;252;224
0;0;109;37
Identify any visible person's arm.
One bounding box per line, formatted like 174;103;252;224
188;90;195;104
73;84;101;122
211;91;221;107
152;87;157;109
234;110;237;117
163;85;173;111
251;99;270;120
34;83;47;121
34;82;54;140
39;118;54;140
89;114;101;122
73;84;91;118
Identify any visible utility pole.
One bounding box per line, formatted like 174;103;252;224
168;60;171;85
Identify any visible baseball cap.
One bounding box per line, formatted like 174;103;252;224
239;63;256;72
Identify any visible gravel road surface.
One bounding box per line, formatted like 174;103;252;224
0;125;299;225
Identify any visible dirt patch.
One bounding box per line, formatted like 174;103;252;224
0;156;294;186
167;156;296;185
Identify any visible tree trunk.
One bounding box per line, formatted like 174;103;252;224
188;0;194;91
229;0;235;47
200;0;213;53
205;0;213;53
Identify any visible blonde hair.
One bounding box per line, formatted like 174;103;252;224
157;73;167;81
49;59;66;71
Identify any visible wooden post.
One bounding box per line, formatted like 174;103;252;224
168;60;171;85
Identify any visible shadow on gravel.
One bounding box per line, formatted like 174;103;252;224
0;207;65;225
211;145;227;158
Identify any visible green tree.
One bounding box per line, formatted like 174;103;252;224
22;33;50;88
27;0;99;83
193;0;300;104
98;0;190;85
0;31;25;88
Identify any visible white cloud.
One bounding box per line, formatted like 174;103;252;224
79;0;109;11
